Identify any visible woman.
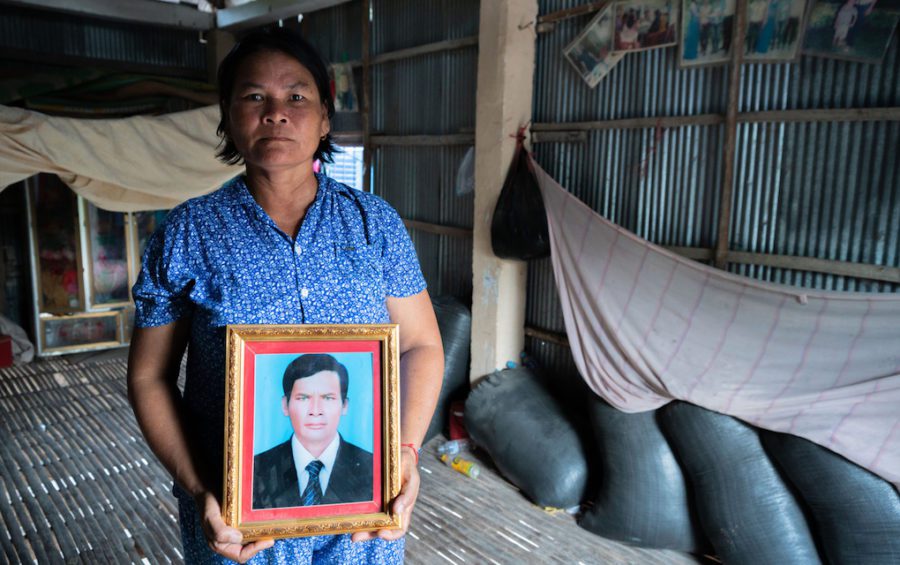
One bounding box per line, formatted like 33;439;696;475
127;27;443;564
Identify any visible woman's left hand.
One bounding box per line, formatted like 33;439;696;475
351;447;420;542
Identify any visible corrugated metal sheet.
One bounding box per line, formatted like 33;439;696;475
0;5;206;73
299;1;364;64
730;119;900;292
371;0;480;54
529;0;900;376
373;145;473;226
369;0;479;301
372;48;478;135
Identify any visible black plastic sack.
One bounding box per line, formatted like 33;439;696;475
465;367;588;508
658;402;820;565
423;296;472;443
490;137;550;260
578;398;708;553
761;431;900;564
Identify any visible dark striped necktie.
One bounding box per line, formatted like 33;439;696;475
301;460;324;506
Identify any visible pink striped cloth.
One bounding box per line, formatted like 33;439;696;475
533;157;900;489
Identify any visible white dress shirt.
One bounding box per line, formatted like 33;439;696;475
291;433;341;497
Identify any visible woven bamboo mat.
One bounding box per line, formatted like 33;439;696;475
0;356;701;564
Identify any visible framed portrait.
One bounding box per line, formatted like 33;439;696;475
223;324;402;541
680;0;737;66
744;0;809;62
613;0;679;53
563;6;625;87
802;0;899;63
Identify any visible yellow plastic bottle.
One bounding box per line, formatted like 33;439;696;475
440;453;481;479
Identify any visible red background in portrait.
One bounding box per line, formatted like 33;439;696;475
239;339;383;523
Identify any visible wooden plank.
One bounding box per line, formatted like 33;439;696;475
531;114;724;133
361;0;372;192
727;251;900;284
537;0;611;24
371;36;478;65
531;130;588;144
661;246;899;284
348;36;479;67
664;246;714;261
402;219;473;239
529;107;900;138
715;0;747;268
740;107;900;124
524;326;569;347
370;134;475;146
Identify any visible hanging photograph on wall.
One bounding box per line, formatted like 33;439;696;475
331;63;358;112
563;5;625;87
802;0;899;63
680;0;737;66
743;0;809;62
612;0;679;53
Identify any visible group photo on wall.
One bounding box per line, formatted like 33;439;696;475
564;0;899;84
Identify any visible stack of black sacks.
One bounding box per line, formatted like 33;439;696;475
462;365;900;564
427;296;900;563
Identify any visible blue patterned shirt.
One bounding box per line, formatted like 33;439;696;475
132;173;425;561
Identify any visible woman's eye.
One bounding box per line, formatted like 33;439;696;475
290;94;305;102
244;93;263;101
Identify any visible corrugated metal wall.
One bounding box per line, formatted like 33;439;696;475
370;0;479;300
300;1;364;63
0;5;206;76
530;0;900;378
303;0;478;300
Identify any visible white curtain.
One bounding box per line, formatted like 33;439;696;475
534;157;900;489
0;105;240;212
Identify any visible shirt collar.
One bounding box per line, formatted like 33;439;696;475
291;432;341;493
231;172;333;232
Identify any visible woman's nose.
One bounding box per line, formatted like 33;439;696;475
263;100;288;124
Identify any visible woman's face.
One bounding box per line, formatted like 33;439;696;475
227;49;330;173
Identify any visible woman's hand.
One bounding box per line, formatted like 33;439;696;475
351;447;420;542
195;491;274;562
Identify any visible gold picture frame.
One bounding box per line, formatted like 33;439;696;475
223;324;402;541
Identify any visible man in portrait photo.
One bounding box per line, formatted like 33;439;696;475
252;354;374;509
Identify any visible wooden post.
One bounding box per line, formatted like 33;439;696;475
361;0;372;192
469;0;538;385
714;0;747;268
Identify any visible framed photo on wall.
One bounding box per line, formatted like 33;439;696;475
563;5;625;87
680;0;737;66
223;324;402;541
802;0;899;63
743;0;809;62
613;0;679;53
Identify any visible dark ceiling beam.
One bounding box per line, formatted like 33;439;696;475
0;0;215;30
216;0;353;31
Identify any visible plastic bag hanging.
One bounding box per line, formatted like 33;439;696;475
490;129;550;260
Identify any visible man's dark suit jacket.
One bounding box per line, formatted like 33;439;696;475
252;435;373;509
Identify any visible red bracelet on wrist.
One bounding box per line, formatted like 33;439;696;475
401;443;420;465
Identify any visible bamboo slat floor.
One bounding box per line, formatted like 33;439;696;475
0;354;703;564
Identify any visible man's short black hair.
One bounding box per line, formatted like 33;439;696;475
282;354;349;402
215;26;337;165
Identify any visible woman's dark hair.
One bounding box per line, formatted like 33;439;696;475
216;26;337;165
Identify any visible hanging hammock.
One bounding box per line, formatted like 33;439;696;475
532;155;900;490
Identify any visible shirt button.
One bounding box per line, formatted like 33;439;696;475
294;243;302;255
300;288;309;298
